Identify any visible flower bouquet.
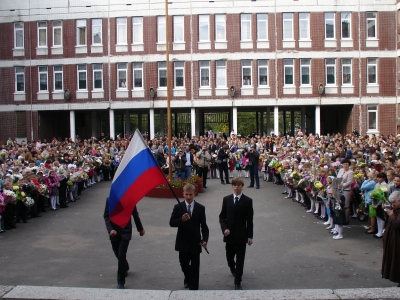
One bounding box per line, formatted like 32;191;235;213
353;173;364;180
370;187;387;204
39;184;49;198
22;196;34;207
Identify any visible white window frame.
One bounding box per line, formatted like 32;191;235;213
341;13;351;39
367;58;378;85
53;66;63;91
15;67;25;93
299;13;310;40
283;13;293;41
257;14;268;41
326;58;336;86
117;63;128;90
52;20;62;47
174;61;185;88
133;62;143;89
38;21;47;48
200;61;210;88
216;61;226;88
92;19;102;45
199;15;209;42
258;60;268;86
284;59;294;86
77;65;87;91
173;16;184;43
38;66;48;92
93;64;103;90
242;60;252;87
76;19;86;46
158;62;167;88
158;16;166;43
367;12;377;39
14;22;24;49
132;17;143;44
300;59;311;86
367;105;378;131
215;14;226;42
241;14;251;41
325;13;335;39
117;18;127;45
342;58;352;85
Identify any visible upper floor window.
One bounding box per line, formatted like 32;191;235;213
299;13;310;40
241;14;251;41
326;58;336;85
216;61;226;88
93;64;103;90
133;17;143;44
257;14;268;41
15;67;25;92
53;21;62;47
325;13;335;39
342;58;352;85
242;60;252;86
77;20;86;46
341;13;351;39
367;105;377;131
158;16;166;43
38;66;48;91
158;62;167;88
77;65;87;90
300;59;310;86
38;21;47;47
283;13;293;40
14;22;24;48
117;63;127;89
199;15;209;42
174;62;184;88
284;59;294;86
215;15;226;41
92;19;102;45
54;66;63;91
174;16;184;42
367;58;377;85
200;61;210;87
117;18;127;44
133;62;143;89
258;60;268;86
367;12;377;39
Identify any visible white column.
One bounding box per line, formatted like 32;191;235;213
160;110;165;137
125;110;130;137
274;106;279;135
91;110;97;138
266;107;271;135
109;109;115;140
149;108;155;139
70;110;76;142
232;107;238;134
315;105;321;135
190;108;196;138
195;108;200;136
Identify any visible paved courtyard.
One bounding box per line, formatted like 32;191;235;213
0;177;395;290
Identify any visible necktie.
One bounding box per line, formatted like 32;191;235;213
234;196;239;205
187;204;191;217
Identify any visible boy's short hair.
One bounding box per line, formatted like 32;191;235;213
231;177;244;186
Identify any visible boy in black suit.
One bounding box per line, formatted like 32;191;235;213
170;184;209;290
219;177;254;290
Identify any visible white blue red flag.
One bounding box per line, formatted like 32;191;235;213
108;129;168;228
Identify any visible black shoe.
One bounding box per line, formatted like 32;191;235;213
256;186;260;189
226;181;230;184
117;283;124;289
41;209;47;212
230;267;236;277
221;182;226;185
184;280;188;288
282;192;288;194
247;185;254;188
203;186;207;189
235;284;242;290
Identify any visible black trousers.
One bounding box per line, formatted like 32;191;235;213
226;242;247;285
197;166;208;187
111;238;130;285
179;251;200;290
219;163;229;183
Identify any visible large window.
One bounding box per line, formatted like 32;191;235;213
367;58;377;85
241;14;251;41
200;61;210;87
38;21;47;47
14;22;24;48
341;13;351;39
199;15;209;41
215;15;226;41
283;13;293;40
54;66;63;91
117;18;127;44
284;59;294;85
257;14;268;41
76;19;86;46
158;16;166;43
258;60;268;86
242;60;252;86
300;59;310;85
326;58;336;85
38;66;48;91
174;62;184;88
158;62;167;87
325;13;335;39
367;105;377;131
367;12;377;39
133;17;143;44
342;58;352;85
92;19;102;45
174;16;184;42
15;67;25;92
299;13;310;40
133;62;143;89
216;61;226;88
77;65;87;90
53;21;62;47
117;63;127;89
93;64;103;90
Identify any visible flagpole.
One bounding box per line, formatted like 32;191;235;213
165;0;172;181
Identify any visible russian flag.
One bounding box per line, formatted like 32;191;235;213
108;129;168;228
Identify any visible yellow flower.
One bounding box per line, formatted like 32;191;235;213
13;186;19;191
21;192;26;197
314;181;323;189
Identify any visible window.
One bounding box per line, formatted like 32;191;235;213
300;59;310;85
325;13;335;39
200;61;210;87
258;60;268;86
283;13;293;40
216;61;226;88
93;64;103;90
284;59;294;85
38;21;47;47
367;105;377;131
326;58;336;85
342;58;352;85
241;14;251;41
299;13;310;40
242;60;252;86
174;62;184;88
92;19;102;45
15;67;25;92
174;16;184;42
14;22;24;48
117;18;127;44
53;21;62;46
199;15;209;42
341;13;351;39
367;58;377;85
158;16;166;43
215;15;226;41
77;65;87;90
76;20;86;46
54;66;63;91
117;63;127;89
158;62;167;87
257;14;268;41
367;12;377;39
133;62;143;89
133;17;143;44
38;66;48;91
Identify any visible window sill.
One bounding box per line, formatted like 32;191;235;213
215;41;227;49
198;41;211;50
36;47;48;56
37;92;49;100
341;39;353;48
256;40;269;49
241;87;253;96
215;87;228;96
14;93;26;101
324;39;337;48
283;86;296;95
299;40;312;48
131;43;144;52
341;86;354;94
52;91;64;100
91;45;103;53
257;87;270;96
199;88;212;97
131;89;144;98
157;43;166;51
75;46;87;54
76;91;89;99
367;85;379;94
116;90;129;98
13;48;25;57
51;47;63;55
325;86;338;94
173;42;186;51
282;40;295;48
299;86;312;94
240;40;253;49
157;88;167;97
366;39;379;47
116;44;128;52
173;88;186;97
92;90;104;99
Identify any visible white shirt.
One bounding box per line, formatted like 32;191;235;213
233;193;242;204
185;200;194;215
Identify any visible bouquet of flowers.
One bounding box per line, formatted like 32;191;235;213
370;187;387;203
12;174;23;184
0;150;6;162
356;162;366;168
41;150;49;161
22;196;34;208
38;184;49;198
4;190;16;200
268;159;279;169
353;173;364;180
58;166;68;178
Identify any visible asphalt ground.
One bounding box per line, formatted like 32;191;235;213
0;175;396;291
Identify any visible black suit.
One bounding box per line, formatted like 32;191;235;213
219;194;254;285
104;198;144;285
170;201;209;290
